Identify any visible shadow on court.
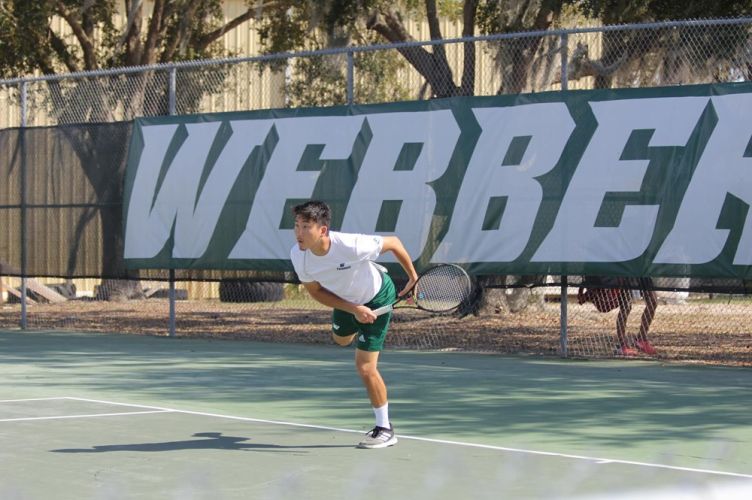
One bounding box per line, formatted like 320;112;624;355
3;330;752;469
51;431;351;453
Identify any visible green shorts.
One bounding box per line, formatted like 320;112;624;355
332;273;396;352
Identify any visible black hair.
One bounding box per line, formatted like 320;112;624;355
292;200;331;227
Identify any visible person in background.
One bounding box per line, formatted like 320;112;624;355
615;278;658;356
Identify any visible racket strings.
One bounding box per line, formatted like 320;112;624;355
414;266;472;312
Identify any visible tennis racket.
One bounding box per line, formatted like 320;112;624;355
372;264;473;316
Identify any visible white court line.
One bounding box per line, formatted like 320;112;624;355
65;396;752;480
0;410;173;423
0;397;69;403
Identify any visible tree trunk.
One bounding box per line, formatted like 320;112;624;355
57;118;140;301
95;201;144;301
96;279;144;301
459;275;545;317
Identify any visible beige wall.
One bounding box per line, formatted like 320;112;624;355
0;277;216;302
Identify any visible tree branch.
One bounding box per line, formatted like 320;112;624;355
367;8;458;97
81;1;96;46
141;0;166;65
55;1;97;70
159;0;201;61
367;12;429;75
460;0;478;95
499;0;558;94
564;41;631;81
120;0;144;66
424;0;453;92
180;1;281;58
193;8;259;53
425;0;443;41
48;28;79;73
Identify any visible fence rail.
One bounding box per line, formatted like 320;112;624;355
2;17;751;126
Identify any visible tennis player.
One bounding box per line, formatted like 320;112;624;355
290;200;418;449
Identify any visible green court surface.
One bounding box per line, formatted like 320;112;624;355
1;330;751;499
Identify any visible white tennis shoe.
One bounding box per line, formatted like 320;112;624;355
357;425;397;449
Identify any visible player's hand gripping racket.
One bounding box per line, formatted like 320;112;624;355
372;264;473;316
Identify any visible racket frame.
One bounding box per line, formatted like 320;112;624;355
372;264;471;316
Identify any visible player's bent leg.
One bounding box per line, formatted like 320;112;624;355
331;309;358;346
332;332;355;346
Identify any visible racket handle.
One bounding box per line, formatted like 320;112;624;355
371;304;393;317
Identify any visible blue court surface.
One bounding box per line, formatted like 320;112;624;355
2;330;751;499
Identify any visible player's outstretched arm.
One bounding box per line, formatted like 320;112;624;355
380;236;418;297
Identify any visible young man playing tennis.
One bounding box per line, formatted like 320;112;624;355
290;200;418;449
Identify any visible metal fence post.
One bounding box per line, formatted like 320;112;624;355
560;32;569;91
168;269;176;337
168;67;177;116
560;275;568;358
19;81;28;330
168;68;177;338
558;33;569;357
346;50;354;105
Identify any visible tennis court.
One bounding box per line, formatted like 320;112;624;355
2;330;751;499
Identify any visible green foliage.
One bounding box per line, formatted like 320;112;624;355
353;49;412;104
0;0;123;76
256;3;311;57
571;0;752;88
438;0;466;19
0;1;55;77
255;2;414;106
476;0;577;34
256;1;395;54
283;48;411;108
3;0;750;101
286;55;349;107
578;0;752;23
0;0;238;78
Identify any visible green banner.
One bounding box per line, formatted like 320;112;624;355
123;82;752;279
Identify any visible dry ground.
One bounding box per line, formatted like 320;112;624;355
2;296;751;366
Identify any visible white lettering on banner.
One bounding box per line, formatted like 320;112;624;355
656;94;752;265
229;116;365;259
174;120;273;257
125;124;178;258
124;121;273;259
341;111;459;259
125;122;218;258
432;103;574;263
123;90;752;275
532;97;708;262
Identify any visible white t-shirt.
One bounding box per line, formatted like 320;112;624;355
290;231;384;305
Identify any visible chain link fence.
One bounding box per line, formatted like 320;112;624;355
1;18;751;365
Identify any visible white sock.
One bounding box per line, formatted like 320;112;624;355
373;403;390;428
